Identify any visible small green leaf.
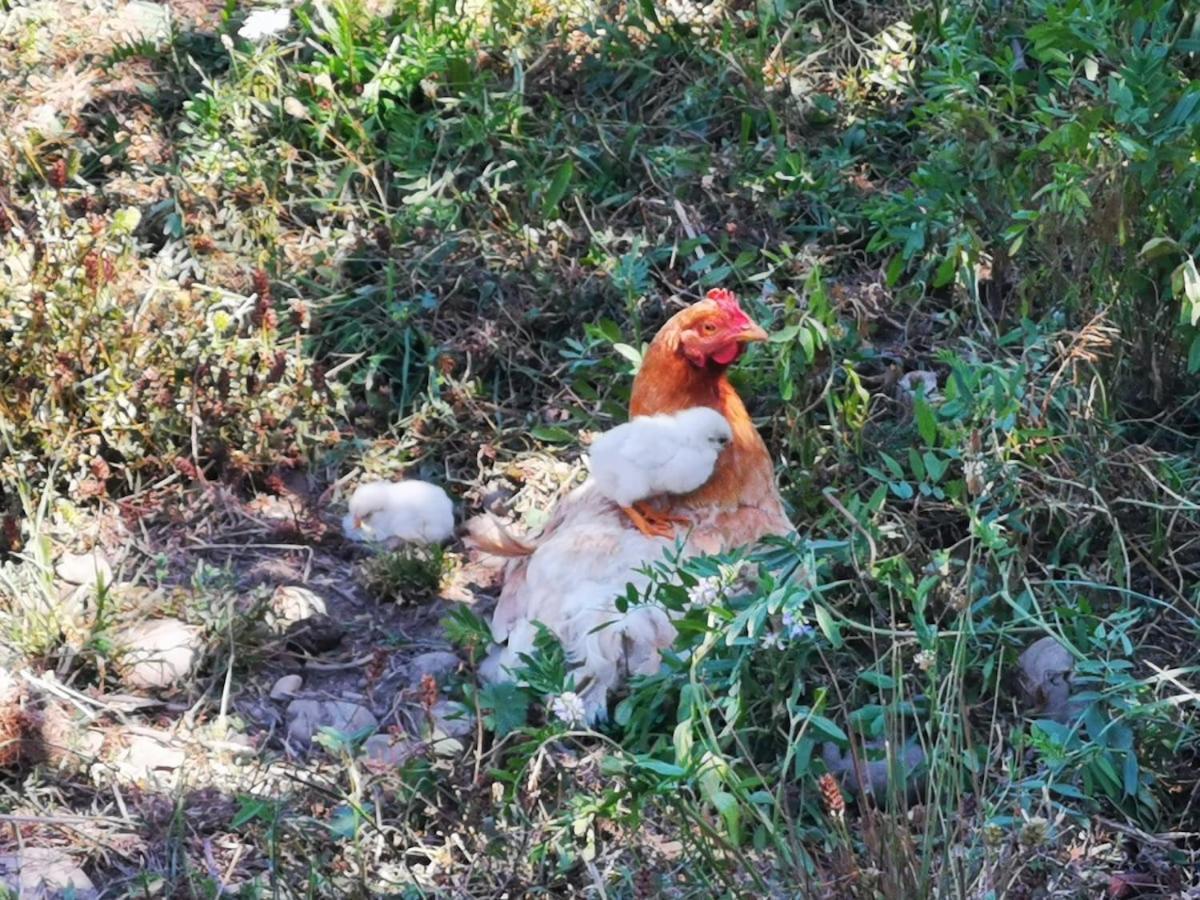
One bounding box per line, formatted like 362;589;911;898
479;682;530;736
636;757;687;778
914;393;937;445
806;714;848;744
792;738;815;777
542;159;575;218
768;323;803;343
530;425;574;443
923;451;949;483
1137;236;1181;262
231;797;275;829
813;604;843;648
798;327;816;362
1188;334;1200;374
866;483;888;512
710;790;740;841
612;342;643;367
885;254;905;286
1049;782;1087;800
907;447;926;481
932;253;958;288
1122;752;1139;796
447;56;471;89
858;671;897;689
879;452;905;480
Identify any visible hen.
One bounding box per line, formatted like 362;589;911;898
342;480;455;545
469;289;792;720
588;406;732;537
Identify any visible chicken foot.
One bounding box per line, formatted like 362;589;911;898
620;501;691;540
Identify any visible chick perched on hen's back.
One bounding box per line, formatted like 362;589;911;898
588;406;732;538
342;480;455;545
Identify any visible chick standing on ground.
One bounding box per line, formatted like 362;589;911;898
342;480;455;545
588;406;733;539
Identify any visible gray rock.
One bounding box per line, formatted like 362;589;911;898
362;734;421;767
896;370;941;404
407;651;460;687
0;846;97;899
109;731;186;785
822;739;926;800
55;550;113;588
113;0;172;43
430;700;474;739
1017;636;1075;722
113;618;202;690
270;674;303;700
285;699;377;748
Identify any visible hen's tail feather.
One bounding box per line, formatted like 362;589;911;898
465;513;537;558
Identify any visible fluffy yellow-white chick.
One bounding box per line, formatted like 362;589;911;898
588;406;732;537
342;480;455;545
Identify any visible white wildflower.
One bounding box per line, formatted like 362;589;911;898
237;8;291;41
548;691;587;727
963;458;987;496
914;649;936;672
687;575;721;608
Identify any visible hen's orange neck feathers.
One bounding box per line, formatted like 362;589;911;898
629;294;777;512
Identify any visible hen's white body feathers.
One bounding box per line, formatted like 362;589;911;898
588;407;732;507
478;481;682;720
342;480;455;545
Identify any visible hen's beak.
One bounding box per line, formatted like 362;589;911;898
352;515;364;530
736;322;769;344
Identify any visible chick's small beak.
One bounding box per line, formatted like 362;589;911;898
352;515;364;530
736;321;769;344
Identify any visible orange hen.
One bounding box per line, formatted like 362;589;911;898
625;287;791;549
468;289;792;721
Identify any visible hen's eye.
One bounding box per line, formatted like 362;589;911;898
702;322;717;334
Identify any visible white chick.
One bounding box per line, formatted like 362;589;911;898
588;406;732;539
341;480;455;545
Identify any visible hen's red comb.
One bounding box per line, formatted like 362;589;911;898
706;288;740;310
705;288;751;324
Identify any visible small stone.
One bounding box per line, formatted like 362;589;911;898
270;674;302;700
115;0;172;43
1017;636;1075;722
113;618;201;691
55;550;113;587
109;731;186;785
283;614;344;654
285;699;377;748
430;700;474;739
0;846;96;899
362;734;420;767
406;651;460;687
267;585;328;631
896;370;941;405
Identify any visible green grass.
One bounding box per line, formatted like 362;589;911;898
1;0;1199;895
